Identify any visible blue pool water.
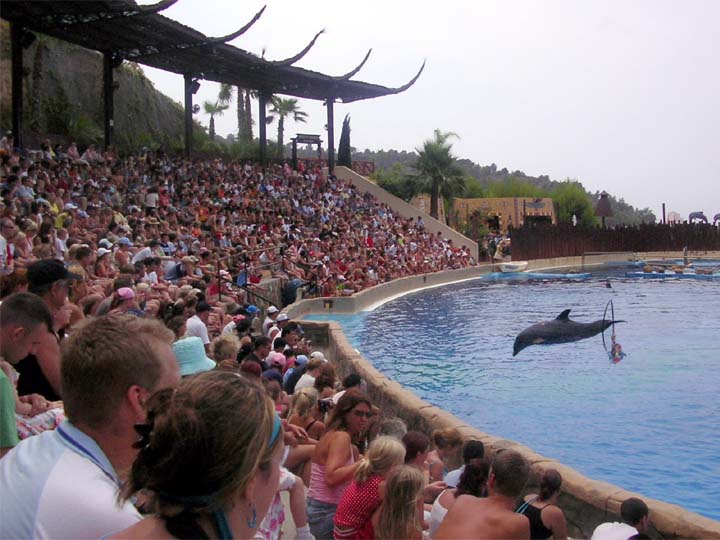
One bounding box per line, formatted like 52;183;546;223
307;268;720;521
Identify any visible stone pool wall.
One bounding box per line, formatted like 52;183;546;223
286;253;720;538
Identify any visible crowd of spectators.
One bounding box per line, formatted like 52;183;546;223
1;135;651;540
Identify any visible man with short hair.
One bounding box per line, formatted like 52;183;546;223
244;335;272;370
591;497;650;540
0;293;54;457
0;314;180;540
436;449;531;540
0;217;17;275
186;300;212;353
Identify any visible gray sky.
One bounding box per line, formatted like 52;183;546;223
139;0;720;219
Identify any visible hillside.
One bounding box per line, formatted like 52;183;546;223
0;21;202;152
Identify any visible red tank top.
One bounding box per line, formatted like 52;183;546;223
333;474;382;534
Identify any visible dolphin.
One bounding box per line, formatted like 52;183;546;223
513;309;624;356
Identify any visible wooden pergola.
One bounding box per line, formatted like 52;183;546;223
1;0;424;170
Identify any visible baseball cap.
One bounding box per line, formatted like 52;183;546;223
295;354;309;366
27;259;82;288
310;351;326;362
98;239;113;249
245;305;259;315
96;247;112;257
117;287;135;300
277;313;289;322
63;202;78;211
267;306;279;314
118;237;133;246
196;301;212;313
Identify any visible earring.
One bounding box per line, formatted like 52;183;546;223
246;504;257;529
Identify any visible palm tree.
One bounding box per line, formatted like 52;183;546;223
412;129;466;220
203;100;229;141
267;97;308;158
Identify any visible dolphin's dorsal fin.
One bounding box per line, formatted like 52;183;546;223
556;309;572;320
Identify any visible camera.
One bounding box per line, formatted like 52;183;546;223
318;399;334;414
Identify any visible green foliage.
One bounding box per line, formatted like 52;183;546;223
485;177;549;198
371;163;418;201
552;180;598;225
43;91;71;136
268;97;307;158
67;114;103;146
412;129;466;219
465;177;485;198
337;114;352;167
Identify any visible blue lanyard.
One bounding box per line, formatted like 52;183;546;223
56;425;118;485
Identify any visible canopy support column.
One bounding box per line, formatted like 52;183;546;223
326;98;335;173
10;23;24;149
259;92;269;164
103;53;115;150
183;74;193;158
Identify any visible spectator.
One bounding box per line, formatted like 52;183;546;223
428;427;463;483
14;259;81;400
110;371;284;540
0;292;54;457
435;450;531;540
591;497;651;540
444;439;485;489
172;336;217;377
515;468;568;540
186;300;212;353
428;462;489;538
295;357;325;392
371;465;426;540
334;436;406;539
307;389;372;540
0;314;180;540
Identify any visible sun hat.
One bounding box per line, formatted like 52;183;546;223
172;337;216;376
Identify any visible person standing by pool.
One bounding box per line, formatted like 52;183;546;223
307;389;372;540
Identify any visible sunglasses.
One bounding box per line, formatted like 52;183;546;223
352;410;374;419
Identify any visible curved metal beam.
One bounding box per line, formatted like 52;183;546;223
208;5;266;44
333;48;372;80
272;29;325;66
138;0;179;13
388;59;426;94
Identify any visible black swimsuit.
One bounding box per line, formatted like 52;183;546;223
516;497;554;540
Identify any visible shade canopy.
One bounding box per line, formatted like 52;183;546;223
1;0;424;103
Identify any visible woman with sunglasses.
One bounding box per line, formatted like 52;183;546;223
307;389;373;540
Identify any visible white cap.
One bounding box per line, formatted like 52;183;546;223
267;306;279;314
310;351;326;362
97;247;112;257
277;313;289;322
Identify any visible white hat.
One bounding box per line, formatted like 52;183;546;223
310;351;326;362
97;247;112;257
64;202;78;211
277;313;289;322
267;306;279;314
98;239;113;249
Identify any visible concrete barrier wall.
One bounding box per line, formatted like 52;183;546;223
289;253;720;538
333;166;480;260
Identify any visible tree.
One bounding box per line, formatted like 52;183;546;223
202;100;229;141
551;180;597;225
337;114;352;167
412;129;466;219
267;97;308;158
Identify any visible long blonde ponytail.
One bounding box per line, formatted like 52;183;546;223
355;436;406;483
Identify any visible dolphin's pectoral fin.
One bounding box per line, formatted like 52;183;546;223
556;309;571;320
533;338;545;344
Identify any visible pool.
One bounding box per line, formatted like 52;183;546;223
306;267;720;521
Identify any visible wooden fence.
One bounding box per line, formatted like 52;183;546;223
510;223;720;260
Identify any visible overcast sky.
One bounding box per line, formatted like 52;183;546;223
138;0;720;219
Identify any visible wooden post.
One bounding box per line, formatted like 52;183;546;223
326;98;335;173
259;92;268;164
10;23;24;149
103;53;115;150
184;74;193;159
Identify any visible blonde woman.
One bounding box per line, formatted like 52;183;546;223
333;437;406;539
211;333;241;368
371;465;426;540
